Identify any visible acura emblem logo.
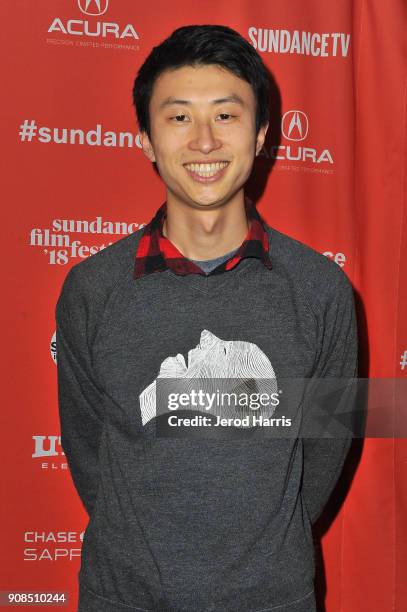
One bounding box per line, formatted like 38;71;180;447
282;110;309;142
77;0;109;16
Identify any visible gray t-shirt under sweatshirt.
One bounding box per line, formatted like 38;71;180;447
55;223;358;612
189;246;239;273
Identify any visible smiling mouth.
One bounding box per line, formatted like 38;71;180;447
183;161;230;180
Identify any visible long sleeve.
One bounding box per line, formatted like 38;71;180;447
301;267;359;525
55;265;106;518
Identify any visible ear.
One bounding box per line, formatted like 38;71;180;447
255;122;269;157
139;131;156;163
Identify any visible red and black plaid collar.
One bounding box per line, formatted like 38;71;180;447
133;198;272;279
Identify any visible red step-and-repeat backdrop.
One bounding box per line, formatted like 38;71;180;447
1;1;406;610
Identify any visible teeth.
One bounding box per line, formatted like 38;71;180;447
185;161;229;177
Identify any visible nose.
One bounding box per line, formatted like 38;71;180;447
188;121;222;154
200;329;219;349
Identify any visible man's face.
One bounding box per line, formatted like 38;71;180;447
140;64;268;209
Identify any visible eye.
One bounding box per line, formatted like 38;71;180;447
217;113;235;121
171;114;189;122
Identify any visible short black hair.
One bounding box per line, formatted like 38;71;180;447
132;24;271;139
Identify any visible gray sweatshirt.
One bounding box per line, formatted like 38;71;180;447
55;223;358;612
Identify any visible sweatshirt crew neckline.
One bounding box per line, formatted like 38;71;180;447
159;252;262;295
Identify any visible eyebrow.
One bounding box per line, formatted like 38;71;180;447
159;94;245;109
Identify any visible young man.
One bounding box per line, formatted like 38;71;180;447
56;25;358;612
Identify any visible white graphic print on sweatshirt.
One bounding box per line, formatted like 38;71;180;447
139;329;278;426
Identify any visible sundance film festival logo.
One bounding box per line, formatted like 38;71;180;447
261;109;334;170
29;216;145;265
47;0;140;46
50;331;57;364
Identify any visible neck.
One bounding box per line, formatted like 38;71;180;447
162;193;250;260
